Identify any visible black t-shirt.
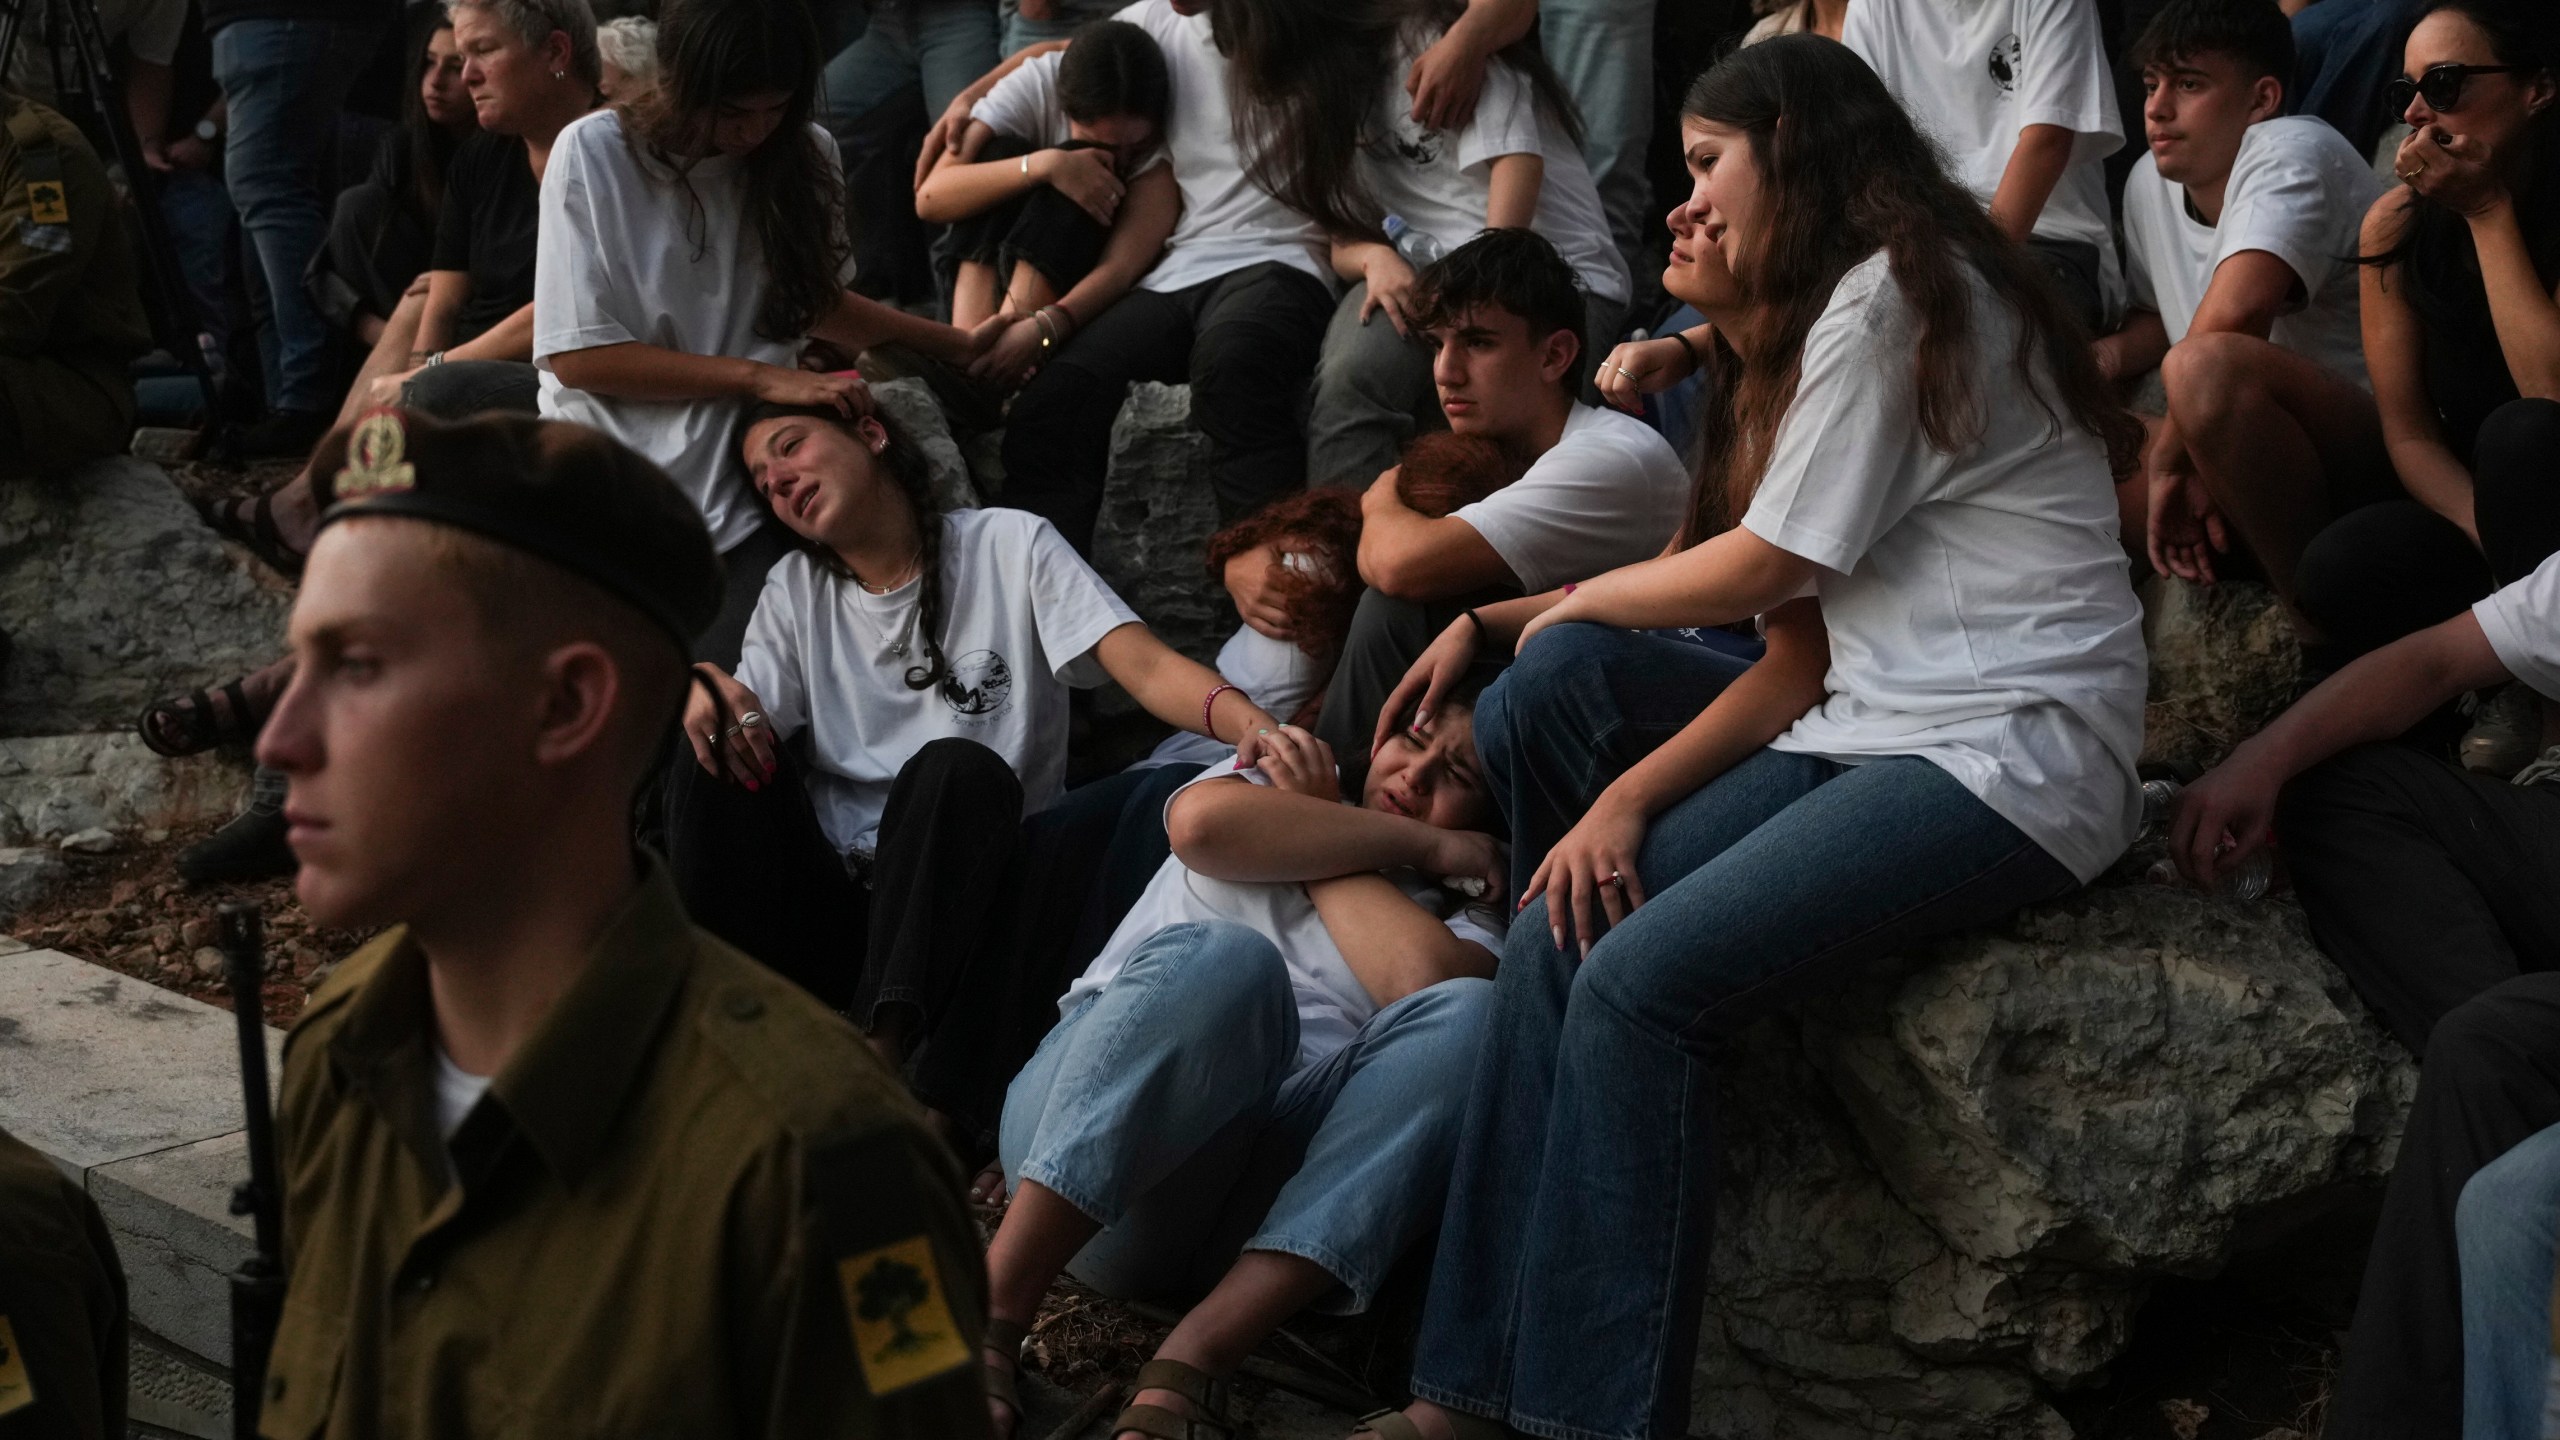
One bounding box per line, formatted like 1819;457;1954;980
431;129;541;346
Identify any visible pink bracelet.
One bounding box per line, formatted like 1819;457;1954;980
1202;683;1240;739
1562;582;1577;596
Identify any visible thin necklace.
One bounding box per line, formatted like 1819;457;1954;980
848;553;923;661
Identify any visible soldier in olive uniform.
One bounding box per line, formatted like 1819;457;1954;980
0;92;147;478
250;409;992;1439
0;1124;126;1440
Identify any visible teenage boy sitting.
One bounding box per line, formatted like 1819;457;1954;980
1844;0;2125;329
1301;228;1688;772
2170;543;2560;1439
2093;0;2389;607
979;699;1504;1440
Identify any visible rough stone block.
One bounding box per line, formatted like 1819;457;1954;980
0;732;248;845
1091;384;1235;666
0;845;65;922
93;1132;254;1365
2141;576;2300;776
0;457;289;737
871;376;980;512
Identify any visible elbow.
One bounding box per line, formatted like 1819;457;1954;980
547;351;599;391
913;188;960;225
1164;794;1235;872
1360;543;1447;603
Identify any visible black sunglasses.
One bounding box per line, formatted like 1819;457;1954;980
2386;63;2530;116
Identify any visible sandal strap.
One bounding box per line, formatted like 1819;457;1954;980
1111;1401;1234;1440
1130;1358;1233;1421
982;1316;1027;1413
984;1315;1029;1355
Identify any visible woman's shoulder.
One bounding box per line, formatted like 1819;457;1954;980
550;107;629;170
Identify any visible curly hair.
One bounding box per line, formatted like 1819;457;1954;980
1675;37;2142;543
1393;431;1525;516
1204;489;1365;697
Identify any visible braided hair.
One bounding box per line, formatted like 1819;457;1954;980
744;402;953;693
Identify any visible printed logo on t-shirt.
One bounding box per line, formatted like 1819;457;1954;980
940;649;1014;721
1385;119;1442;168
1988;33;2021;94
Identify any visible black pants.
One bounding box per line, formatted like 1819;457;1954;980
2297;398;2560;665
944;135;1113;299
2327;971;2560;1440
666;737;1178;1142
842;82;938;306
1000;260;1335;553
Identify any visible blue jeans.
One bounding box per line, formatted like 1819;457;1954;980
1001;920;1496;1313
212;16;385;414
1000;0;1117;55
2293;0;2426;157
824;0;1001;124
1476;624;1759;904
1409;749;2077;1440
2462;1120;2560;1440
1539;0;1655;273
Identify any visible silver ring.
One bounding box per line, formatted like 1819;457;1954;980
1610;364;1637;380
721;724;744;740
1605;870;1626;889
739;711;767;729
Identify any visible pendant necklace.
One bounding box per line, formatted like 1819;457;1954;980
850;551;923;660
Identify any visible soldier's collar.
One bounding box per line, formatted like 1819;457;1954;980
329;858;696;1188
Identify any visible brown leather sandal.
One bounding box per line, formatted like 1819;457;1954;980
984;1316;1028;1436
1110;1357;1243;1440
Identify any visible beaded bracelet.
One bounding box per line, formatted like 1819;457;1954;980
1202;682;1240;739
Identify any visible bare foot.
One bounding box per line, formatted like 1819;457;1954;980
970;1160;1006;1206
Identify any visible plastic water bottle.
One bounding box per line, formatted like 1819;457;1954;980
1384;214;1446;268
2136;778;2274;900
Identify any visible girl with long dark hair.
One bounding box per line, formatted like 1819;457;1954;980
1345;37;2148;1439
672;403;1283;1167
535;0;988;665
2292;0;2560;703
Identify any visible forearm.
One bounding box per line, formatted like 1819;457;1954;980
1332;236;1391;284
2239;613;2507;781
915;152;1041;223
1556;528;1815;633
1448;0;1537;54
547;341;760;402
1989;124;2074;244
1051;168;1177;328
2387;437;2477;535
1484;153;1541;231
1169;785;1440;881
1604;601;1828;817
2095;309;2170;383
1099;624;1281;743
2470;200;2560;401
126;60;172;144
1308;873;1494;1007
411;274;467;356
1357;502;1512;599
445;303;533;364
811;290;963;363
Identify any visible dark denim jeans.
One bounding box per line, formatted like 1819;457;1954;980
1475;624;1761;903
212;15;386;413
1410;726;2075;1437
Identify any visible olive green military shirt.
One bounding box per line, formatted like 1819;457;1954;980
0;95;147;477
0;1124;127;1440
260;864;992;1440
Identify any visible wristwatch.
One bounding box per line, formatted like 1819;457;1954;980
193;117;219;143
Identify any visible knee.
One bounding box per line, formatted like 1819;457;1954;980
2455;1135;2560;1259
2160;331;2268;431
905;736;1022;803
2472;399;2560;503
2276;742;2413;835
1490;624;1624;729
2421;978;2554;1082
1142;919;1292;1011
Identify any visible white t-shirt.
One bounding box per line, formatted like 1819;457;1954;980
1359;24;1630;304
1451;402;1690;594
1112;0;1331;294
1844;0;2124;310
967;49;1167;176
2476;551;2560;706
1741;253;2148;883
534;108;831;554
432;1045;492;1141
735;508;1140;856
1061;758;1506;1072
2120;116;2383;388
1138;624;1325;770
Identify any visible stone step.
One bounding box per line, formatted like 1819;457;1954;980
0;940;280;1370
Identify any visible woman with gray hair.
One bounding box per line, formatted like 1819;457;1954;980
596;15;658;108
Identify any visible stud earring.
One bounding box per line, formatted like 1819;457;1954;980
552;69;567;80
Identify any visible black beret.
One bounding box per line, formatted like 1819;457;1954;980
307;408;724;649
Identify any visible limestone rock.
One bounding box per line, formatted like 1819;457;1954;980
2141;576;2300;776
0;845;66;923
1091;384;1235;666
0;457;290;737
870;377;980;513
0;734;247;845
1688;883;2413;1436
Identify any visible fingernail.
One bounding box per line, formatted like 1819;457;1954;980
745;779;760;792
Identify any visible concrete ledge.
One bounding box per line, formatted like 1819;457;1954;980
0;945;280;1370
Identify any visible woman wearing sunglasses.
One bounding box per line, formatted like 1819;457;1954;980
2288;0;2559;698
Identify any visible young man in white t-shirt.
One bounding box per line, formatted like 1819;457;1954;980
2169;544;2560;1440
930;0;1339;555
1302;230;1688;773
1842;0;2124;328
2090;0;2391;614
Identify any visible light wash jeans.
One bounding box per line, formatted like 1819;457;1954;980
823;0;1001;125
1539;0;1655;275
999;0;1118;56
2461;1119;2560;1440
1304;286;1627;490
1410;669;2078;1438
211;15;385;414
1000;919;1495;1313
